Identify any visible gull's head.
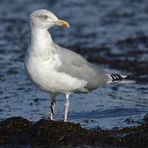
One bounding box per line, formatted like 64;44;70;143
29;9;69;29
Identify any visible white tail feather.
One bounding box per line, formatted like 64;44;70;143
114;80;136;84
107;74;135;84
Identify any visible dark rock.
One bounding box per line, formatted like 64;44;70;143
0;117;32;144
0;117;148;147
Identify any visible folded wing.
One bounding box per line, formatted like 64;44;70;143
55;45;111;91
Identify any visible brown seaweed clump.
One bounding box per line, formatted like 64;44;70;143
0;117;148;147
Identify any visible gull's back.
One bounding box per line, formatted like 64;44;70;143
55;44;111;91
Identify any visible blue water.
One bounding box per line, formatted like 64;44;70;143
0;0;148;129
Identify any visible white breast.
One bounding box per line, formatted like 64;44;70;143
25;54;87;94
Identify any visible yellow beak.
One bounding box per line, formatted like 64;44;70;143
56;20;70;28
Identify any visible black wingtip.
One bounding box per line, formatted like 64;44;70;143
110;74;126;81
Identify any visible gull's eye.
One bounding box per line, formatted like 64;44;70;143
39;15;48;20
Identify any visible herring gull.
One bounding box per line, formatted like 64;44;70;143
25;9;128;122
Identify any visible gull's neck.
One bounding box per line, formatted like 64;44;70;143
29;26;56;56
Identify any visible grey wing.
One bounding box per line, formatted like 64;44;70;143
56;45;110;90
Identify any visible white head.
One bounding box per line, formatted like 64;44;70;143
29;9;69;29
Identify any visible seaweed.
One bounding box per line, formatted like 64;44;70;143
0;117;147;147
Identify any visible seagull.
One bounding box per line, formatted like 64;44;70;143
25;9;128;122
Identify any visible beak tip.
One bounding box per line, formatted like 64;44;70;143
63;23;70;29
58;20;70;29
64;24;70;29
